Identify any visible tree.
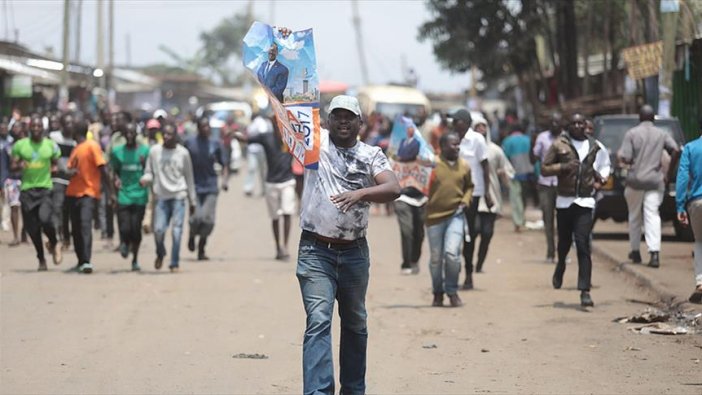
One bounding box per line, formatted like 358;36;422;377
418;0;545;120
199;12;252;86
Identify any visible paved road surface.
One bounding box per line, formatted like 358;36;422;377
1;174;701;394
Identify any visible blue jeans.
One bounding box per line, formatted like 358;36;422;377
427;212;465;295
296;236;370;395
154;198;185;268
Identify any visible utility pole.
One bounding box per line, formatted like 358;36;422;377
658;0;679;117
97;0;104;88
351;0;369;85
60;0;70;111
3;0;9;40
108;0;114;95
74;0;83;63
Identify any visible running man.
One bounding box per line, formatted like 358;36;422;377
10;114;62;271
140;123;196;272
111;123;150;271
184;116;229;261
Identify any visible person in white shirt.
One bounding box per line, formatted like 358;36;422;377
541;114;611;307
453;108;493;290
472;115;514;273
243;113;271;197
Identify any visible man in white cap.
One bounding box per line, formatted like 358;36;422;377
296;95;400;395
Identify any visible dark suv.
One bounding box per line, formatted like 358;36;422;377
592;115;693;241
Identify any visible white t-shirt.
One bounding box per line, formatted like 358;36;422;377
300;129;392;240
459;129;488;197
556;138;611;209
246;116;272;154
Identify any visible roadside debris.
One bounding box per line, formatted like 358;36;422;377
616;307;701;335
422;344;438;349
232;353;269;359
629;323;688;335
615;308;669;324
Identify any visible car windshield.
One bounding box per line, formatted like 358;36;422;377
376;102;425;119
595;119;680;154
212;109;247;124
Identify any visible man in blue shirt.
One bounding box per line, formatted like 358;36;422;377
676;118;702;304
502;123;533;232
184;116;230;260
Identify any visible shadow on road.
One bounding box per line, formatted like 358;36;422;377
593;232;683;243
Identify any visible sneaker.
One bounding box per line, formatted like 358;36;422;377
46;241;62;265
197;252;210;261
410;263;420;275
400;267;413;275
78;262;93;274
154;255;164;270
119;243;129;259
37;261;48;271
187;236;196;252
131;262;141;272
628;250;642;264
432;293;444;307
648;251;660;268
169;265;180;273
462;274;474;290
580;291;594;307
448;294;463;307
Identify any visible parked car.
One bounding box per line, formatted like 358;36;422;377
593;114;693;241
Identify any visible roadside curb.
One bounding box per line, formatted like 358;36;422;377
591;245;678;304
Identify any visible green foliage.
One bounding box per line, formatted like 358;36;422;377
418;0;543;81
157;12;251;86
199;12;251;85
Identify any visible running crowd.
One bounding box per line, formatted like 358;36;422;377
382;105;702;309
0;109;242;273
2;96;702;395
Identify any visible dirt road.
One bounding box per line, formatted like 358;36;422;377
1;174;701;394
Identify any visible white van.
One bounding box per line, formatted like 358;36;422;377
356;85;431;119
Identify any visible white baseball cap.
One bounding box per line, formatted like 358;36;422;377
328;95;361;116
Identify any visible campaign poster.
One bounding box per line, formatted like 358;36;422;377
387;115;434;194
243;21;320;169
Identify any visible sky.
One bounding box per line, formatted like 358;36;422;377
3;0;471;94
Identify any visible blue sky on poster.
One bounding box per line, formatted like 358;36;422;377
4;0;470;93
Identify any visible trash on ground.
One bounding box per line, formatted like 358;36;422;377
629;323;688;335
615;308;670;324
232;353;269;359
422;344;438;349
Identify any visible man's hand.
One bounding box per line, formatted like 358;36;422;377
232;131;246;141
139;179;148;187
677;212;689;226
484;193;494;209
221;181;229;192
330;190;365;213
562;160;579;174
114;177;122;190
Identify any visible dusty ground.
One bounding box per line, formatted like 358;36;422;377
1;174;701;394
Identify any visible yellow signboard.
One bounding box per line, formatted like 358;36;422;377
621;41;663;80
